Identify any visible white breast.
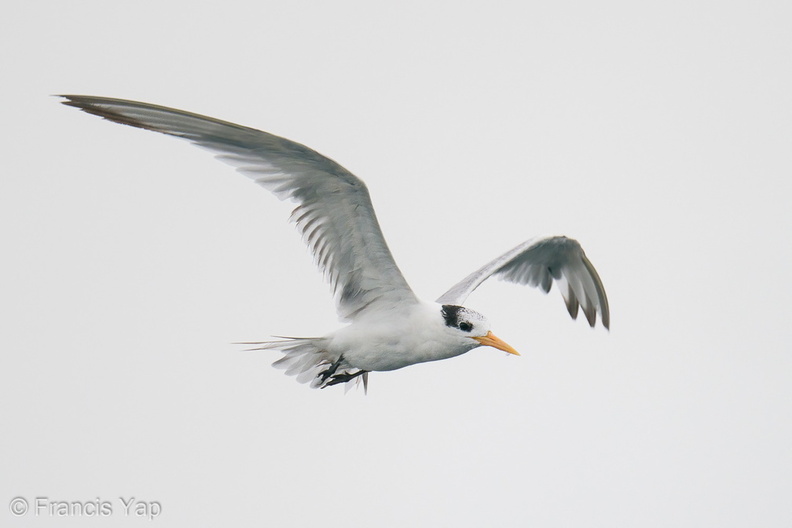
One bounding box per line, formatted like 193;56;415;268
327;303;476;372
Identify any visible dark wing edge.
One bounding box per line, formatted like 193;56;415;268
436;235;610;329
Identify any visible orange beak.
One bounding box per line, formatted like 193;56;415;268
472;331;520;356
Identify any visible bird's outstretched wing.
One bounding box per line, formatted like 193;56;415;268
60;95;418;321
436;236;609;328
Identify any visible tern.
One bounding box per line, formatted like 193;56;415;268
61;95;609;393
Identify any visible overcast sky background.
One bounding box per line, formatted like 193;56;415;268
2;1;791;526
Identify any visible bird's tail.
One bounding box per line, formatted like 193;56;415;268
241;337;368;393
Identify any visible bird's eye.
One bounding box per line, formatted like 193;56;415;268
459;322;473;332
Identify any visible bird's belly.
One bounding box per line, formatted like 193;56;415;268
334;334;469;372
350;347;467;371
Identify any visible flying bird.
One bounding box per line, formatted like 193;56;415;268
60;95;609;392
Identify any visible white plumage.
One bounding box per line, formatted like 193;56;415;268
61;95;609;393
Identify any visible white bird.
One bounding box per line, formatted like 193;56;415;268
61;95;609;393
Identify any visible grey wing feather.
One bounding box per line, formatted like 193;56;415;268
436;235;609;329
60;95;418;321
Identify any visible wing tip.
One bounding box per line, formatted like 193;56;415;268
601;309;611;331
59;94;161;133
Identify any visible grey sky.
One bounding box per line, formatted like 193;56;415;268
2;1;791;526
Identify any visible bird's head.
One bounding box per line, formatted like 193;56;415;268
440;304;520;356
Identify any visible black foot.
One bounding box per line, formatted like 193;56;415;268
323;369;369;387
318;356;344;383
